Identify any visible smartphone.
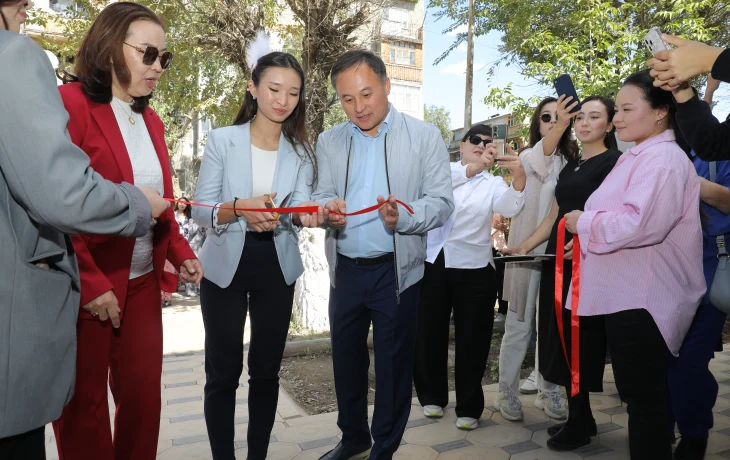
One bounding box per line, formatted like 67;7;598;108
493;124;507;157
644;27;670;55
553;74;581;113
264;194;280;220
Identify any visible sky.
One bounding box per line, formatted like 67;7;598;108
422;8;730;131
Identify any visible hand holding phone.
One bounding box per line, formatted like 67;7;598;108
553;74;581;113
493;124;507;157
644;27;670;55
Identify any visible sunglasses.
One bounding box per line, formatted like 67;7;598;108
124;42;173;69
540;113;558;123
468;135;493;147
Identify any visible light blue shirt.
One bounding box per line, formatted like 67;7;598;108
337;108;394;258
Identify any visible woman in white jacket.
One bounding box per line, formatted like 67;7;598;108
496;97;578;421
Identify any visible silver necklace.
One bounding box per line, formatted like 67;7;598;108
574;155;595;171
114;98;136;125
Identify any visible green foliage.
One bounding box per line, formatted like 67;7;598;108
430;0;730;120
424;105;453;145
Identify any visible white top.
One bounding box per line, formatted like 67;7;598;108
111;97;163;279
426;162;525;269
251;144;277;197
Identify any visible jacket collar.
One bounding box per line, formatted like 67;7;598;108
627;129;676;156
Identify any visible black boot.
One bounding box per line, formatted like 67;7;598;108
547;419;597;437
674;436;707;460
547;423;591;451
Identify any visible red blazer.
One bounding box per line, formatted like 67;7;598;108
59;82;195;319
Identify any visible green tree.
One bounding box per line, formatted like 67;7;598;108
429;0;730;136
424;105;453;145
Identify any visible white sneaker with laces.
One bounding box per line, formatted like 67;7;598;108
456;416;478;430
519;370;538;394
534;391;568;420
494;389;524;421
423;405;443;418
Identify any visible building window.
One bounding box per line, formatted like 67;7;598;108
389;84;421;114
390;41;416;66
385;8;408;30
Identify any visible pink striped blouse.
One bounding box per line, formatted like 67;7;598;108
567;130;705;356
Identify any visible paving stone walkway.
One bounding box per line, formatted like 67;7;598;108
39;297;730;459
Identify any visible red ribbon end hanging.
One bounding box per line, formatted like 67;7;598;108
555;217;581;398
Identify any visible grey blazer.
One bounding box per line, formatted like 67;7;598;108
0;31;150;437
192;123;313;287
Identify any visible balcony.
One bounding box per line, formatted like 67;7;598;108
385;63;422;83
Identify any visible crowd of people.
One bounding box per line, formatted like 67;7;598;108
2;0;730;459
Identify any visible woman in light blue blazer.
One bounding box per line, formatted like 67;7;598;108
192;51;323;460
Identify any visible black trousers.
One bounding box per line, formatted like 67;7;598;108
330;254;421;460
414;250;497;419
0;427;45;460
492;248;508;315
200;232;295;460
605;308;671;460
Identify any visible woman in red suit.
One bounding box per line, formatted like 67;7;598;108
51;3;202;459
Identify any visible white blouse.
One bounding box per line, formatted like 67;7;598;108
111;97;163;279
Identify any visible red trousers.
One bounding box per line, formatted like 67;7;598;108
53;272;163;460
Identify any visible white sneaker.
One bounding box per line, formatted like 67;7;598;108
519;370;538;394
494;389;523;421
534;391;568;420
423;405;443;418
456;417;478;430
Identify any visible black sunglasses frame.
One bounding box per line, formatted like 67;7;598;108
468;135;493;147
124;42;173;69
540;113;558;123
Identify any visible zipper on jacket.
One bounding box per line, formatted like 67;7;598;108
383;134;401;305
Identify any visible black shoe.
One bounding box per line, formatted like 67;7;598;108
547;424;591;451
547;420;597;437
674;436;707;460
318;441;373;460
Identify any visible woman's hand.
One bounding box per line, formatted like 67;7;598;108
564;210;583;234
82;290;121;328
240;193;280;232
500;246;528;256
556;94;580;129
647;35;724;90
180;259;203;285
295;201;327;228
564;239;574;260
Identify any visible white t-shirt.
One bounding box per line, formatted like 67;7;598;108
250;144;277;197
111;97;164;279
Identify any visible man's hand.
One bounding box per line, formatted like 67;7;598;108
325;198;347;228
377;195;399;231
647;35;724;90
139;186;170;218
295;202;327;228
180;259;203;285
82;290;121;328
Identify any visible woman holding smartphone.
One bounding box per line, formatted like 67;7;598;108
504;95;622;450
414;124;526;430
192;43;323;459
496;98;577;422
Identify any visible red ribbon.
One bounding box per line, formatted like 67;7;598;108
164;198;414;217
555;217;581;397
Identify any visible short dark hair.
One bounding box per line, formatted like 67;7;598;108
330;49;387;89
461;124;493;142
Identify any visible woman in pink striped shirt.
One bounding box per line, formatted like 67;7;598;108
563;69;705;459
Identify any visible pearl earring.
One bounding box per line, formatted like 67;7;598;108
657;120;662;126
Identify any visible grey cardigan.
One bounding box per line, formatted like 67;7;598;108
0;31;150;437
312;106;454;295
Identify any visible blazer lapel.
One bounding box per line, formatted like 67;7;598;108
90;102;134;184
228;124;253;200
143;109;172;198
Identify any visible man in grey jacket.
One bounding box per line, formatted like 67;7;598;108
0;30;169;459
306;50;454;460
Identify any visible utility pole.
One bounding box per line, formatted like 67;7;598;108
463;0;475;130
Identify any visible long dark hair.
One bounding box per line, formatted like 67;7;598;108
528;97;579;159
177;197;192;219
59;2;164;113
233;51;317;185
622;69;690;154
580;95;618;151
